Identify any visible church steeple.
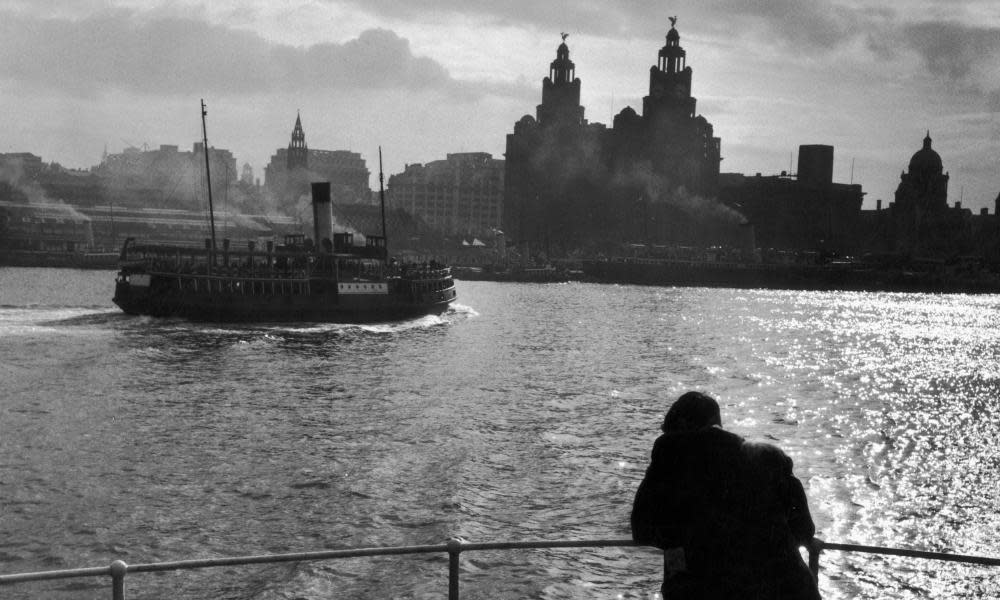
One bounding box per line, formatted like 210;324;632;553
287;111;308;170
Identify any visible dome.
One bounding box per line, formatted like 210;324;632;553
908;132;942;175
667;27;680;42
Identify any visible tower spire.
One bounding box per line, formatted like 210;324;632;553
287;111;308;170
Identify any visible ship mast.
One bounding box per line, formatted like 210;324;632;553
201;99;218;252
378;146;388;258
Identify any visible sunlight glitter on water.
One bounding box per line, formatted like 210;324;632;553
3;275;999;599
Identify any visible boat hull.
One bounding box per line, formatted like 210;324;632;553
113;277;456;323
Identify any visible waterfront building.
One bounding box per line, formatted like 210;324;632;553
78;205;275;250
0;200;93;252
387;153;504;237
888;132;969;256
504;34;606;257
503;21;722;257
857;133;999;261
717;145;865;254
608;20;721;199
263;114;371;207
0;153;45;179
94;143;238;209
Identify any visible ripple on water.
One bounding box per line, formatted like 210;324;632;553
2;277;1000;599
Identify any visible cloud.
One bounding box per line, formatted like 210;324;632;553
708;0;862;51
679;2;1000;112
902;21;1000;81
337;0;872;46
337;0;624;34
0;9;467;98
897;21;1000;111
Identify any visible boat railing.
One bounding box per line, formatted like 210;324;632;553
2;537;997;599
397;265;452;280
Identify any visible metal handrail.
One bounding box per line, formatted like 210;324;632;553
814;541;1000;567
1;537;997;599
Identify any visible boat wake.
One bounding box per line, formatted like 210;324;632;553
38;310;131;327
0;306;124;332
447;302;479;318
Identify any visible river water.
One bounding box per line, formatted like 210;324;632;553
1;266;998;599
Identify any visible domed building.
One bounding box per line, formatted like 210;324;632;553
891;132;969;256
895;132;948;213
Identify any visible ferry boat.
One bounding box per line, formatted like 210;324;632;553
111;225;457;323
112;102;456;323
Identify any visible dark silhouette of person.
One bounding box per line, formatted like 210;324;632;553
631;391;820;599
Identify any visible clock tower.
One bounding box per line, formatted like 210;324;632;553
643;17;696;120
536;34;585;127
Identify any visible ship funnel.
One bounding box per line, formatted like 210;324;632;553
311;182;333;249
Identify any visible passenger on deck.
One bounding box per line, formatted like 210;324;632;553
631;391;820;599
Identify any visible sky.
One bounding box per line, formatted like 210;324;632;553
0;0;997;211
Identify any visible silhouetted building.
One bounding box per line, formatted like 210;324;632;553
0;153;45;180
94;143;237;209
388;153;504;237
264;114;371;207
1;156;101;207
888;132;969;256
858;133;998;260
504;34;606;257
504;22;723;258
613;21;721;197
718;145;864;254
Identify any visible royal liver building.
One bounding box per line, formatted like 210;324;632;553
504;19;722;257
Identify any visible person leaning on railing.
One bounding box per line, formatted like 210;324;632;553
631;391;821;599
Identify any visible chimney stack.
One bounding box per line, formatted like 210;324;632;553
311;182;333;248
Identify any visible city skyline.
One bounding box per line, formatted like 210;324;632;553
0;1;997;211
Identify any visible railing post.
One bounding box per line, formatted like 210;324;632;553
808;538;822;579
446;538;463;600
109;560;128;600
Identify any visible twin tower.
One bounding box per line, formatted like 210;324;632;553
503;20;722;251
